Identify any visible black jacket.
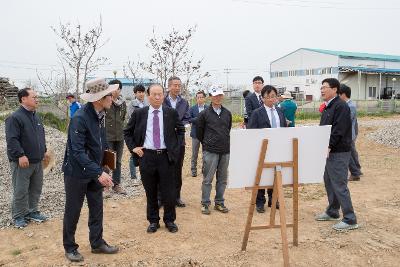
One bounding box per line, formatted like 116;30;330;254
5;106;46;163
124;106;185;164
245;92;262;120
196;105;232;154
320;96;352;153
247;106;287;129
62;103;108;180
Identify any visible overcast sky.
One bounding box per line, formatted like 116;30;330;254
1;0;400;89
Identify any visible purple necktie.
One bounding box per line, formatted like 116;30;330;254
153;110;161;149
259;95;263;106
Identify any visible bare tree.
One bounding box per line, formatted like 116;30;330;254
51;16;108;96
36;62;73;118
123;56;145;84
140;26;210;96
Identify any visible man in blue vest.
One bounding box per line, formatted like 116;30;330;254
66;94;81;118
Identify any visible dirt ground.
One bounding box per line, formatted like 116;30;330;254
0;117;399;266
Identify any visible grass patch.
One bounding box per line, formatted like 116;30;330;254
11;249;21;256
38;112;68;133
232;114;243;123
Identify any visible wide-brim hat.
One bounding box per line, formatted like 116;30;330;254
281;91;293;99
80;78;119;102
209;85;224;96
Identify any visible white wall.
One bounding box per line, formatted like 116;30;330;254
271;49;339;100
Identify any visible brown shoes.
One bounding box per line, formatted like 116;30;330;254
349;175;360;181
113;184;127;195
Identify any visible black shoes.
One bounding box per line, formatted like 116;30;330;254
256;206;265;213
176;199;186;207
268;199;280;209
91;242;119;254
147;222;161;233
165;222;179;233
65;249;84;262
147;222;178;233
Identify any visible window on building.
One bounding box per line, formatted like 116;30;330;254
368;87;377;98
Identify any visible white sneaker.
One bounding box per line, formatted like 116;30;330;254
332;221;359;231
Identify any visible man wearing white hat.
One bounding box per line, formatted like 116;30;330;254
62;78;119;262
278;91;297;127
196;86;232;215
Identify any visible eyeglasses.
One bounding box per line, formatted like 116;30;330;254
320;86;332;90
253;81;263;85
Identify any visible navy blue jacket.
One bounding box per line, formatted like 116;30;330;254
62;102;108;180
163;95;191;125
189;104;208;138
247;106;287;129
5;106;46;163
245;92;262;120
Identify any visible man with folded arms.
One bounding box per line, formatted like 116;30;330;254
124;84;185;233
62;78;119;262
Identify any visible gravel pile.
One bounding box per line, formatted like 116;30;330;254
366;120;400;148
0;122;143;228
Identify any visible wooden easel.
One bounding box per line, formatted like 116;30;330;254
241;138;299;267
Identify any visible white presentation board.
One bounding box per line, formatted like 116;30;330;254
228;125;332;189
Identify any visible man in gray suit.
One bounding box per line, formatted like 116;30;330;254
339;84;362;181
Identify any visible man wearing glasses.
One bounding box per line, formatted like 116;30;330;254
247;85;287;213
5;88;49;229
315;78;358;231
245;76;264;121
62;78;119;262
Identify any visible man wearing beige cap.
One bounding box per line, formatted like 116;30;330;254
62;78;119;262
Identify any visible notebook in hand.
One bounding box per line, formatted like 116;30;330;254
102;150;117;170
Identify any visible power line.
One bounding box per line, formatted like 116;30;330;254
231;0;400;10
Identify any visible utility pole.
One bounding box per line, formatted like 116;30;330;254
223;68;232;96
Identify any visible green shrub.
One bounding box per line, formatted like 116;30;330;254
38;112;68;133
232;114;243;123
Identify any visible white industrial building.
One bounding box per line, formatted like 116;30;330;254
270;48;400;101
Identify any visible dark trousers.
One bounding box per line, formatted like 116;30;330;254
140;151;176;223
63;175;104;253
175;145;185;200
349;140;362;176
256;189;273;207
324;152;357;225
107;140;124;185
10;161;43;220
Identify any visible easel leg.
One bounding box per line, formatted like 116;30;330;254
276;171;290;267
269;172;278;226
293;138;299;246
242;188;258;251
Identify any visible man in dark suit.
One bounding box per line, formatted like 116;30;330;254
124;83;185;233
245;76;264;121
248;85;287;213
163;76;191;207
189;90;208;177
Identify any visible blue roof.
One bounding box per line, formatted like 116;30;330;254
104;77;154;85
87;77;155;85
303;48;400;62
340;66;400;73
